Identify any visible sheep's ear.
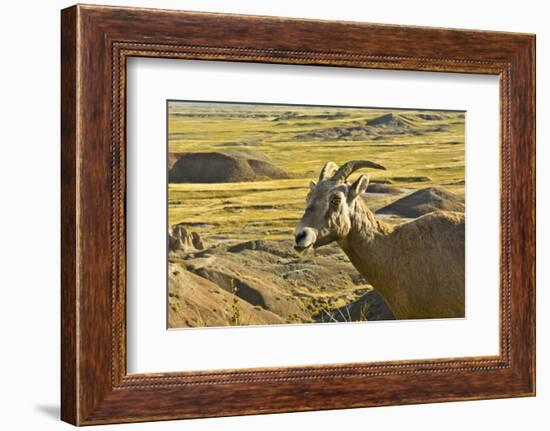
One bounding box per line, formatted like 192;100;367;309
309;180;316;190
348;175;369;202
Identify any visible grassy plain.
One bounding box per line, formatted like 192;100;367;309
168;102;465;242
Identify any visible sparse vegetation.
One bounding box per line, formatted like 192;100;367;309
229;280;241;326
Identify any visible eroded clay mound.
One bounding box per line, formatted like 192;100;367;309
168;265;284;328
377;187;465;218
367;112;413;128
168;151;288;183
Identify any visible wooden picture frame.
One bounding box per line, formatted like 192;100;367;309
61;4;535;425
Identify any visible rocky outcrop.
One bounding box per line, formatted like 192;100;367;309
168;224;206;253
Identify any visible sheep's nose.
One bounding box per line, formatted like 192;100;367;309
295;231;307;244
294;227;316;251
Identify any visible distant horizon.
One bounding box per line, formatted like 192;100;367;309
168;99;466;114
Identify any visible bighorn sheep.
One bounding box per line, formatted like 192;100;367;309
294;161;465;319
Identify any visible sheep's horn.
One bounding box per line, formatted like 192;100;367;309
331;160;386;183
319;162;339;181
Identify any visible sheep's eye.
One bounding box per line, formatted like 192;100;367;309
330;196;342;206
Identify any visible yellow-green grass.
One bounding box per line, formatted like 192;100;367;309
168;102;465;242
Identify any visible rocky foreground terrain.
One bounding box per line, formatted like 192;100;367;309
168;232;393;328
167;184;465;328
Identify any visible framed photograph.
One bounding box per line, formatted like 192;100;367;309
61;4;536;425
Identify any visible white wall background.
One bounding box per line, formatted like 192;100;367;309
0;0;546;429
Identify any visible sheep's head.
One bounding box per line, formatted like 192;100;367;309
293;160;385;252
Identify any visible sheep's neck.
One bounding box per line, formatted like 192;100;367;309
338;198;399;314
349;197;392;242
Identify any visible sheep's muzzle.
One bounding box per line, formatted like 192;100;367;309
294;227;317;253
